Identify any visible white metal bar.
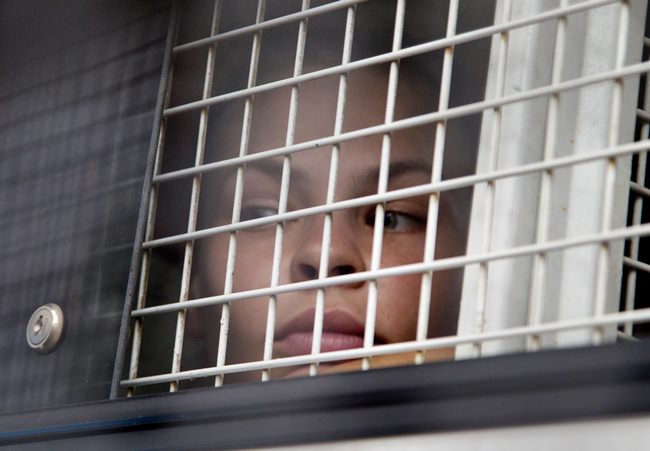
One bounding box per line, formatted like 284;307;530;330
125;15;178;397
526;0;569;352
144;140;650;249
173;0;368;54
592;0;630;344
637;108;650;122
164;0;619;118
631;180;650;197
261;0;309;381
169;0;222;393
122;305;650;387
414;0;459;365
473;0;513;358
307;4;356;378
214;0;266;387
131;222;650;318
624;256;650;273
126;102;167;398
362;0;405;371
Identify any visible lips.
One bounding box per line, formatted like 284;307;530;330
274;308;369;356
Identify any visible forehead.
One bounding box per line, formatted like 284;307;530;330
210;66;437;168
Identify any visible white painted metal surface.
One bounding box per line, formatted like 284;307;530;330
458;0;647;357
259;414;650;451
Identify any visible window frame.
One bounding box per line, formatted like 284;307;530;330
4;343;650;448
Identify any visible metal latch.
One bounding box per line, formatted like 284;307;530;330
26;303;65;353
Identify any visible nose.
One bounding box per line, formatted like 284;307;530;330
289;214;366;286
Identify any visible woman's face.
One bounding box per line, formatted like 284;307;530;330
194;68;462;381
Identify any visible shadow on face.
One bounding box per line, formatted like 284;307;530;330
185;63;471;382
141;0;493;387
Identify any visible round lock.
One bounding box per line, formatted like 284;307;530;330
26;303;64;353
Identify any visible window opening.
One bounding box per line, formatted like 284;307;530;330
115;0;650;396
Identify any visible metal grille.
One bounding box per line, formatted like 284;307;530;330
116;0;650;394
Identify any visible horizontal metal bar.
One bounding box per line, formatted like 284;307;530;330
133;222;650;318
624;256;650;273
122;306;650;387
156;59;650;185
173;0;368;53
146;139;650;248
631;181;650;198
163;0;618;117
636;108;650;123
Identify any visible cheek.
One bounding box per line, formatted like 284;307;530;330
376;274;422;342
228;297;268;364
376;233;460;342
198;236;229;296
225;233;277;364
232;233;276;291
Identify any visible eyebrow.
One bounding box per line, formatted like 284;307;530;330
234;157;431;192
360;159;432;188
244;158;306;186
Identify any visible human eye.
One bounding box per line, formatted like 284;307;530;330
365;206;426;232
239;204;278;222
383;210;425;231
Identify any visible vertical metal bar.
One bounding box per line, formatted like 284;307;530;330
126;94;170;397
305;4;357;377
473;0;513;358
110;1;179;399
623;41;650;335
624;121;649;335
169;0;222;393
215;0;266;387
362;0;406;371
262;0;311;381
624;150;647;335
414;0;459;365
526;0;569;351
593;0;630;343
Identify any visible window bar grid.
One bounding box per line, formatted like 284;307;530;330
152;64;650;190
305;4;356;377
473;0;513;357
162;0;620;119
592;0;630;344
214;0;266;387
526;0;569;352
110;2;179;399
362;0;406;371
173;0;368;54
131;215;650;318
169;0;222;393
624;101;649;334
261;0;310;381
144;130;650;259
118;1;650;390
414;0;459;365
121;305;650;389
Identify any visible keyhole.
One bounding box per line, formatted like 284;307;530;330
33;314;44;335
